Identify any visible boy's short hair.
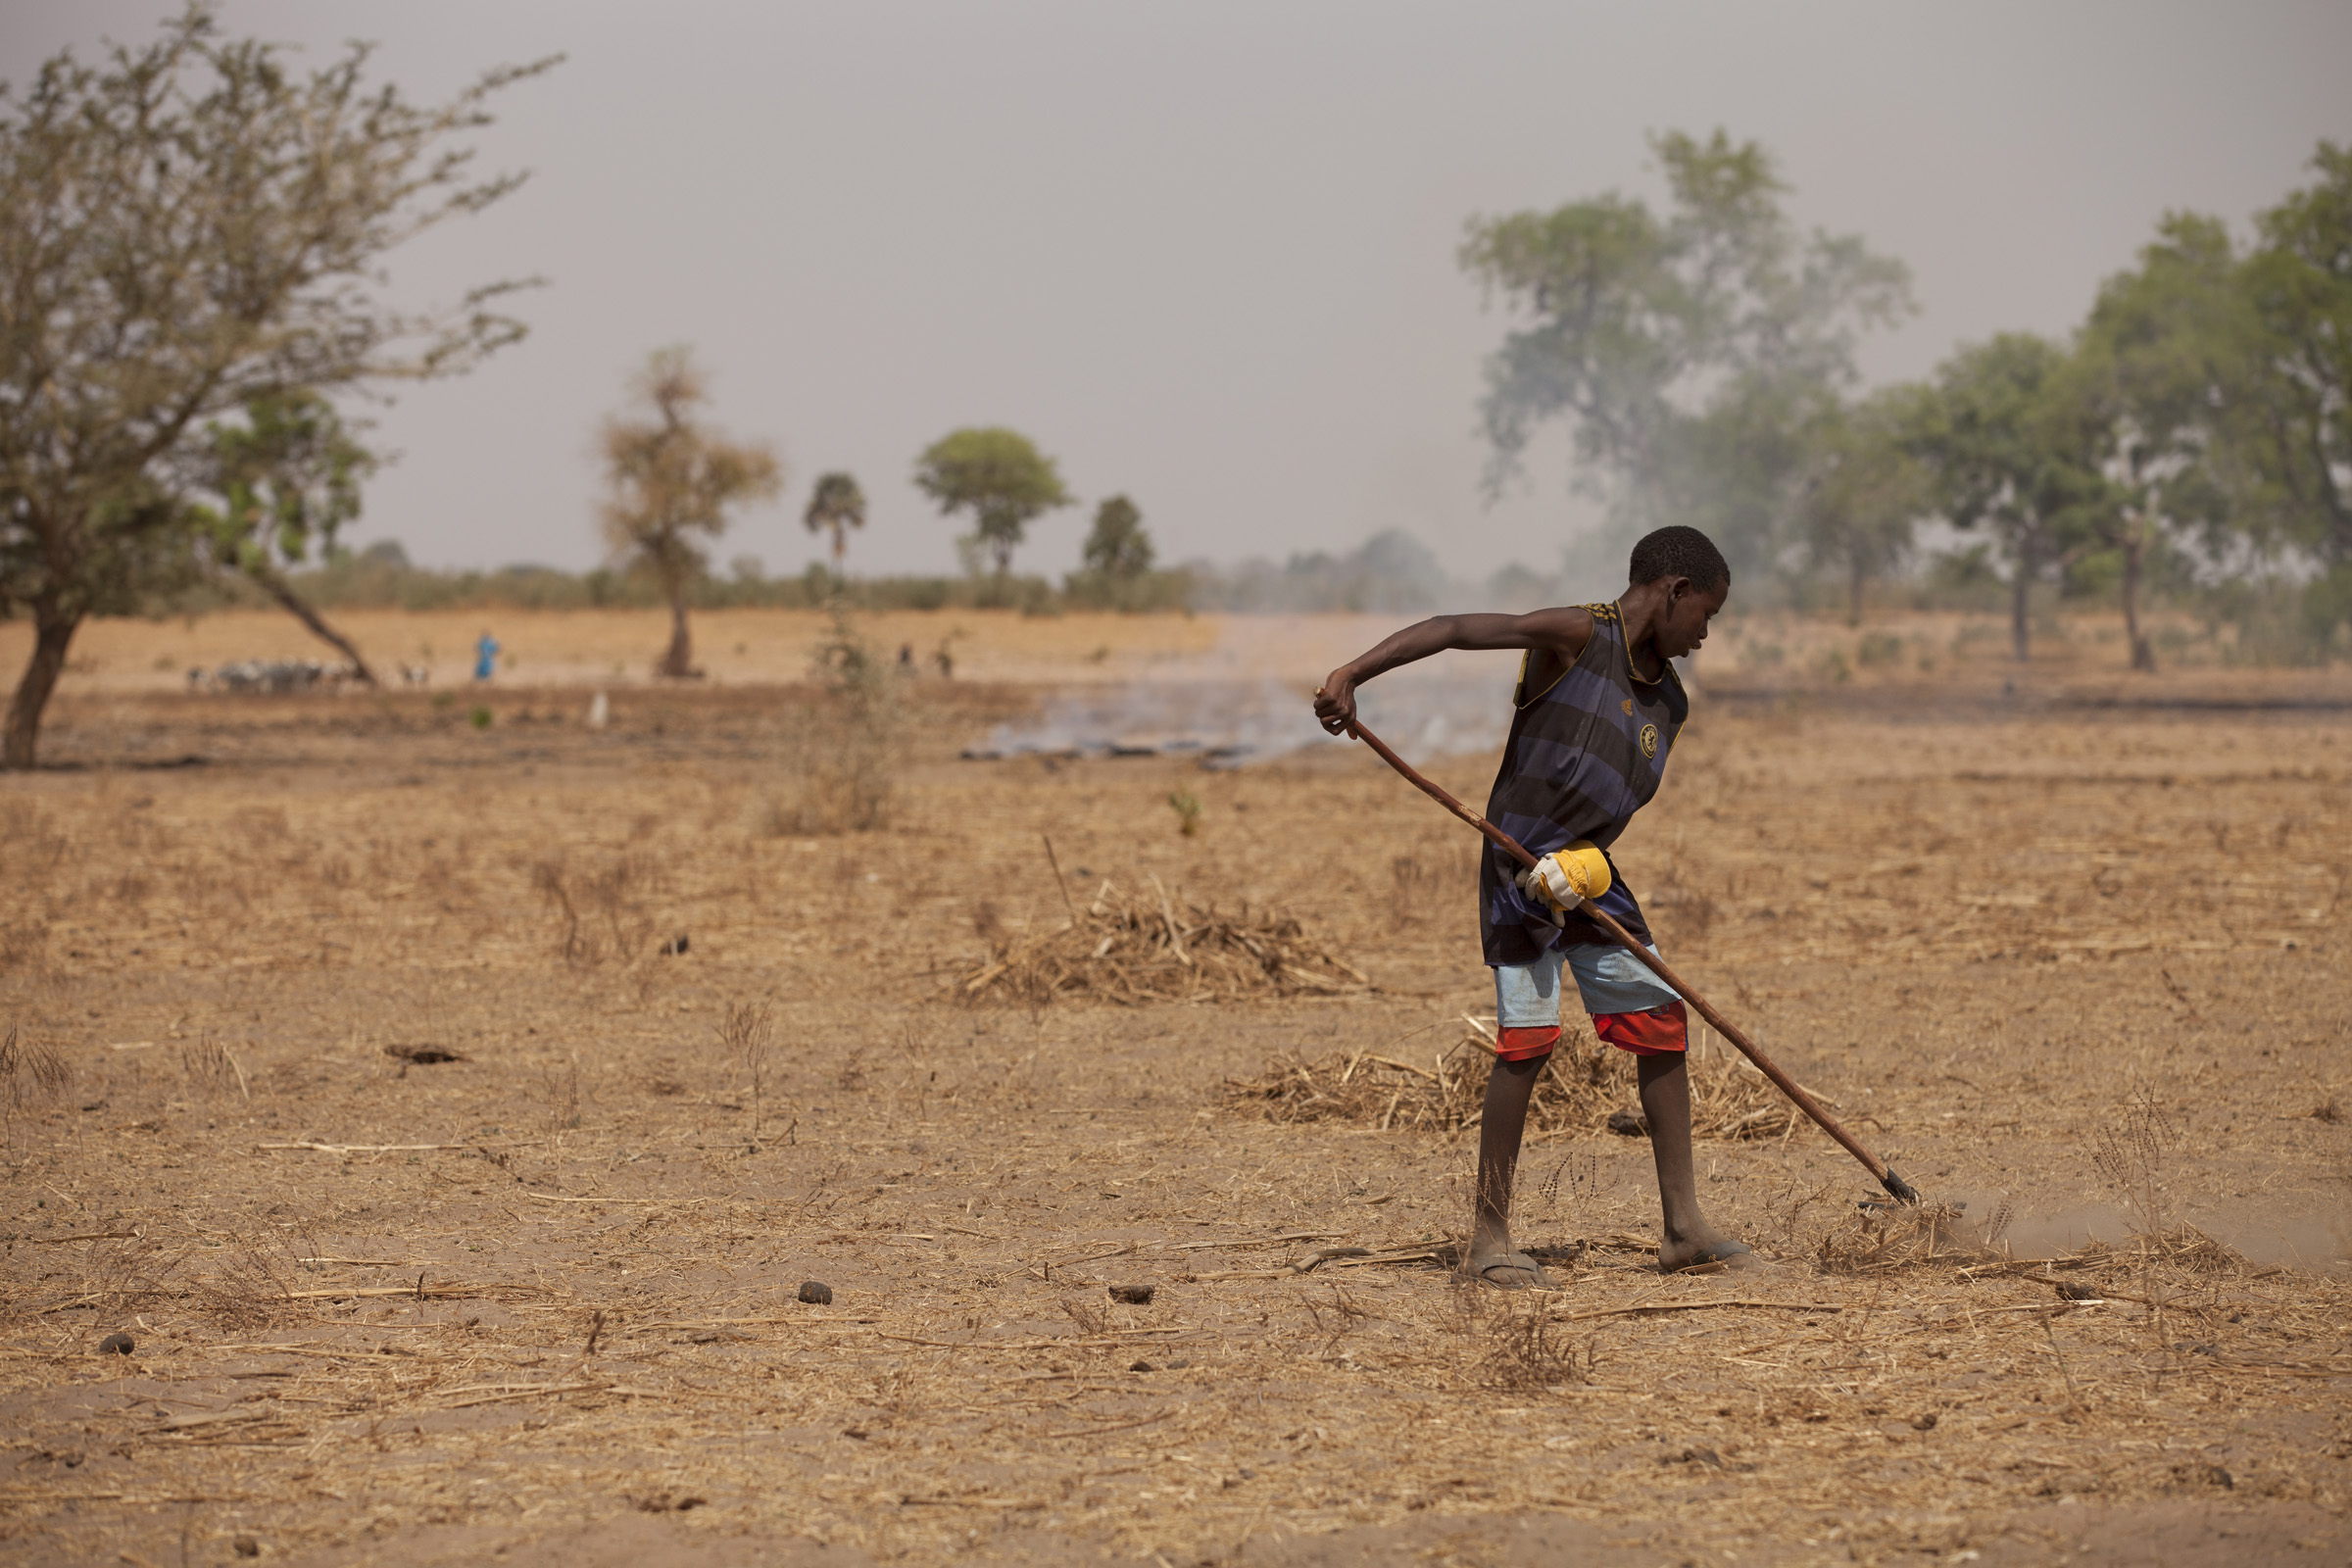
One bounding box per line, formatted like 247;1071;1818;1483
1628;526;1730;592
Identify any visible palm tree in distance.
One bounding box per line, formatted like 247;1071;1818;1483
805;471;867;570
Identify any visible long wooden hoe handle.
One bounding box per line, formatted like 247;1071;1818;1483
1344;717;1920;1206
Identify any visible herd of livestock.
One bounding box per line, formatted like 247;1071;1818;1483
184;659;398;693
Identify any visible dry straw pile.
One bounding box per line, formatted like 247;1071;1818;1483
1815;1200;2007;1274
1221;1021;1816;1140
958;875;1368;1005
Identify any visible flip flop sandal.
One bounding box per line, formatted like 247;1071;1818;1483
1666;1240;1753;1274
1469;1253;1556;1291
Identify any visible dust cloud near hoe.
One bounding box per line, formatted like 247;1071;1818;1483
0;5;2347;1567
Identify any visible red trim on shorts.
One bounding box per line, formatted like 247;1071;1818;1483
1495;1025;1560;1061
1592;1001;1688;1055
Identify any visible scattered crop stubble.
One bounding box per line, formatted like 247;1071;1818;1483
0;664;2346;1565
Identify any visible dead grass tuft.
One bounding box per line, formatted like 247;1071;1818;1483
719;999;775;1137
0;1027;70;1131
2118;1222;2246;1275
1816;1200;2005;1275
179;1035;250;1098
1457;1289;1592;1391
958;876;1367;1005
1221;1025;1813;1140
531;855;658;966
542;1054;583;1136
30;1233;182;1331
192;1233;306;1331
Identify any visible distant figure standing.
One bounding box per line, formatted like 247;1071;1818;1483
474;632;500;682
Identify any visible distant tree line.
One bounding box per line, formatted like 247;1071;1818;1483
1463;130;2352;666
0;10;1182;764
5;13;2337;773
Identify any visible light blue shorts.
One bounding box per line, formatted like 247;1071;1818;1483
1494;941;1683;1032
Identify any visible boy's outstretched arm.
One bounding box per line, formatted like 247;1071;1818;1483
1312;608;1594;734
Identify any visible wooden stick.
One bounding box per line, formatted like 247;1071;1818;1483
1345;717;1921;1205
1040;833;1079;921
1549;1298;1844;1323
1347;720;1537;869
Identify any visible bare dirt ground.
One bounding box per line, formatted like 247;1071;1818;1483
2;609;2348;1567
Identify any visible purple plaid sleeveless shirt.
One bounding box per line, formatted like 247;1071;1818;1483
1478;603;1689;966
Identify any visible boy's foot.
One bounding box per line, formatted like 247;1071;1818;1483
1657;1235;1753;1273
1462;1241;1555;1290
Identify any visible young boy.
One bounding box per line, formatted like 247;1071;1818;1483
1311;525;1747;1286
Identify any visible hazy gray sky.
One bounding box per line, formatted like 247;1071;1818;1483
5;2;2348;582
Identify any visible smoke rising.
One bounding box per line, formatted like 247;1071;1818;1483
965;663;1520;769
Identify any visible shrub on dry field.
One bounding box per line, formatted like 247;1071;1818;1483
1222;1026;1814;1140
766;608;906;835
958;876;1368;1005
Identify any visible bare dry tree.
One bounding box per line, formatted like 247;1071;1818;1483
598;348;783;678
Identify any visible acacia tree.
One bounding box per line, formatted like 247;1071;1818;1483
2239;141;2352;563
804;471;866;568
193;392;382;683
1082;495;1153;578
1793;388;1932;621
599;348;782;678
1904;334;2107;662
912;427;1070;574
1459;129;1913;580
2070;216;2252;671
0;6;554;768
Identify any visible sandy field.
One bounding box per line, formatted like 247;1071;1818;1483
3;599;2275;695
1;607;2348;1567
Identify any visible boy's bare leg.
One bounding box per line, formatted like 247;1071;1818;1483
1637;1053;1751;1271
1463;1054;1551;1288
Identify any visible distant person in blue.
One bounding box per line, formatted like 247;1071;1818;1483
473;631;500;682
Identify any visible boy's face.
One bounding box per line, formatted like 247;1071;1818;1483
1655;578;1729;660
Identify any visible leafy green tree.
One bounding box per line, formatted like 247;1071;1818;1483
599;348;783;678
1459;129;1913;580
913;427;1070;574
193;393;382;683
804;471;866;569
1904;334;2106;662
2070;216;2254;670
0;5;553;768
1793;388;1933;621
2239;141;2352;563
1081;495;1153;578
